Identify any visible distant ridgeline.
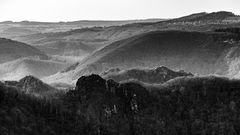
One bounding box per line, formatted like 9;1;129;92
102;66;193;83
2;66;240;134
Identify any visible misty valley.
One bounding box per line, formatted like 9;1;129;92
1;11;240;135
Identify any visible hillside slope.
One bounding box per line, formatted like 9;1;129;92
0;38;47;64
0;19;165;38
44;30;240;84
12;11;240;57
0;58;69;81
172;11;237;22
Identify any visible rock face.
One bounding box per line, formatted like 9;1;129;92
75;74;107;101
74;74;150;104
102;66;193;83
73;74;127;100
66;74;151;128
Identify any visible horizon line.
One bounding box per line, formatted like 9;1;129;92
0;10;238;23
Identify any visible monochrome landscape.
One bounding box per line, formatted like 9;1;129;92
1;0;240;134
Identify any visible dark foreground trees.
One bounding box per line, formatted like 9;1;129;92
1;75;240;135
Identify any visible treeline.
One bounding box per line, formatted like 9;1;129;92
2;74;240;134
215;27;240;35
64;75;240;135
0;83;91;135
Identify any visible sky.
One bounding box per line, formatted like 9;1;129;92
0;0;239;22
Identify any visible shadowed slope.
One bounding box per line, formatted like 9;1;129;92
0;38;47;64
0;58;69;81
45;30;240;84
11;11;240;57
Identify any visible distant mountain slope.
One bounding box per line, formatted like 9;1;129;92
0;38;47;64
0;58;69;81
11;11;240;57
36;40;95;56
44;30;240;84
0;19;165;38
173;11;236;22
0;19;166;57
102;66;193;83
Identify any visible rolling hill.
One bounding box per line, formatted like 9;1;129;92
43;30;240;84
0;19;165;38
171;11;237;22
0;38;48;64
9;11;240;57
0;58;70;81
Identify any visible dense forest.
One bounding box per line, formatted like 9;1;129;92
1;73;240;135
215;27;240;35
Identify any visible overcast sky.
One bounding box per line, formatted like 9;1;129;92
0;0;239;22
